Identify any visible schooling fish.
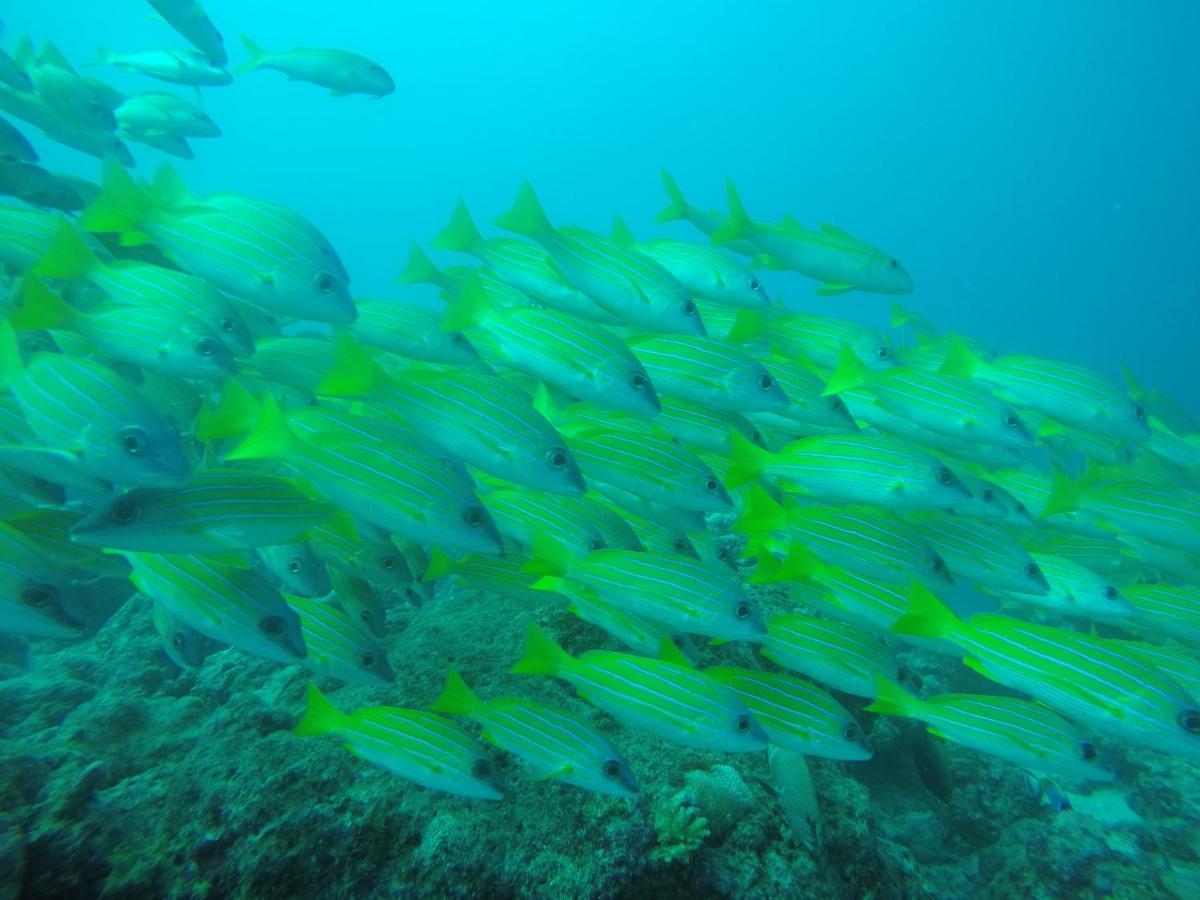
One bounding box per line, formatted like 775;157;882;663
147;0;228;65
285;594;395;686
432;668;639;797
94;47;232;86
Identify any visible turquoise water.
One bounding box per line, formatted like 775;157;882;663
3;3;1200;898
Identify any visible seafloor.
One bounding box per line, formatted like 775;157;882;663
3;562;1199;900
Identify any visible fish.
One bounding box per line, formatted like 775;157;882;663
0;320;189;487
563;425;731;513
513;623;769;752
239;37;394;97
69;469;333;553
653;397;765;456
824;347;1035;450
0;115;37;162
150;598;214;670
558;582;667;655
867;677;1115;782
1043;472;1200;556
729;308;898;372
745;355;861;437
22;41;122;132
14;275;237;381
893;583;1200;760
908;514;1050;596
1123;584;1200;647
0;161;86;212
989;552;1133;621
706;666;873;760
653;170;760;257
254;543;332;598
626;334;789;413
34;222;256;358
480;487;608;557
765;746;822;849
443;275;661;415
737;486;953;587
285;594;395;686
432;200;616;324
941;337;1149;443
610;215;769;308
525;538;766;642
432;668;638;797
0;521;83;639
0;83;134;165
326;566;387;638
223;394;504;554
94;48;232;86
761;613;902;698
350;298;482;366
116;91;221;138
120;127;193;159
713;179;913;296
147;0;228;65
493;182;705;335
308;511;417;592
82;162;357;325
727;431;972;511
294;684;505;800
124;552;307;664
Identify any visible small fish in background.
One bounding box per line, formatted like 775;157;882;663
0;115;37;162
0;161;87;212
0;82;135;166
765;746;823;849
116;92;221;139
293;684;505;800
1021;772;1072;814
285;594;395;686
150;598;214;670
94;48;232;87
146;0;227;66
254;542;331;598
911;726;954;804
238;37;394;98
18;39;123;133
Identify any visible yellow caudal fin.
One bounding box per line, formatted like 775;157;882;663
492;181;552;239
430;667;484;717
864;676;923;718
822;344;872;397
511;622;569;676
431;199;486;255
293;683;347;736
726;429;770;488
891;581;963;640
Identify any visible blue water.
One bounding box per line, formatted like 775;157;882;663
8;0;1199;408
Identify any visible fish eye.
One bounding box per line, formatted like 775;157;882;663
932;557;947;573
672;537;690;553
718;547;731;561
259;615;286;637
1080;741;1097;761
1178;710;1200;734
704;476;719;492
1103;585;1119;601
471;758;493;778
462;506;487;528
630;371;648;389
602;759;622;779
981;489;995;502
734;601;752;620
21;584;57;608
1024;562;1042;580
360;653;376;668
545;447;569;468
359;611;372;624
682;300;697;316
380;555;397;571
889;259;900;270
171;634;185;651
876;346;890;360
313;273;338;294
841;723;859;741
450;333;468;345
829;396;846;412
1014;502;1029;518
588;538;605;551
195;337;220;357
734;714;752;733
1134;405;1146;421
109;495;141;524
219;316;236;333
287;559;303;574
936;466;955;487
757;373;774;390
120;427;149;456
748;278;760;291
